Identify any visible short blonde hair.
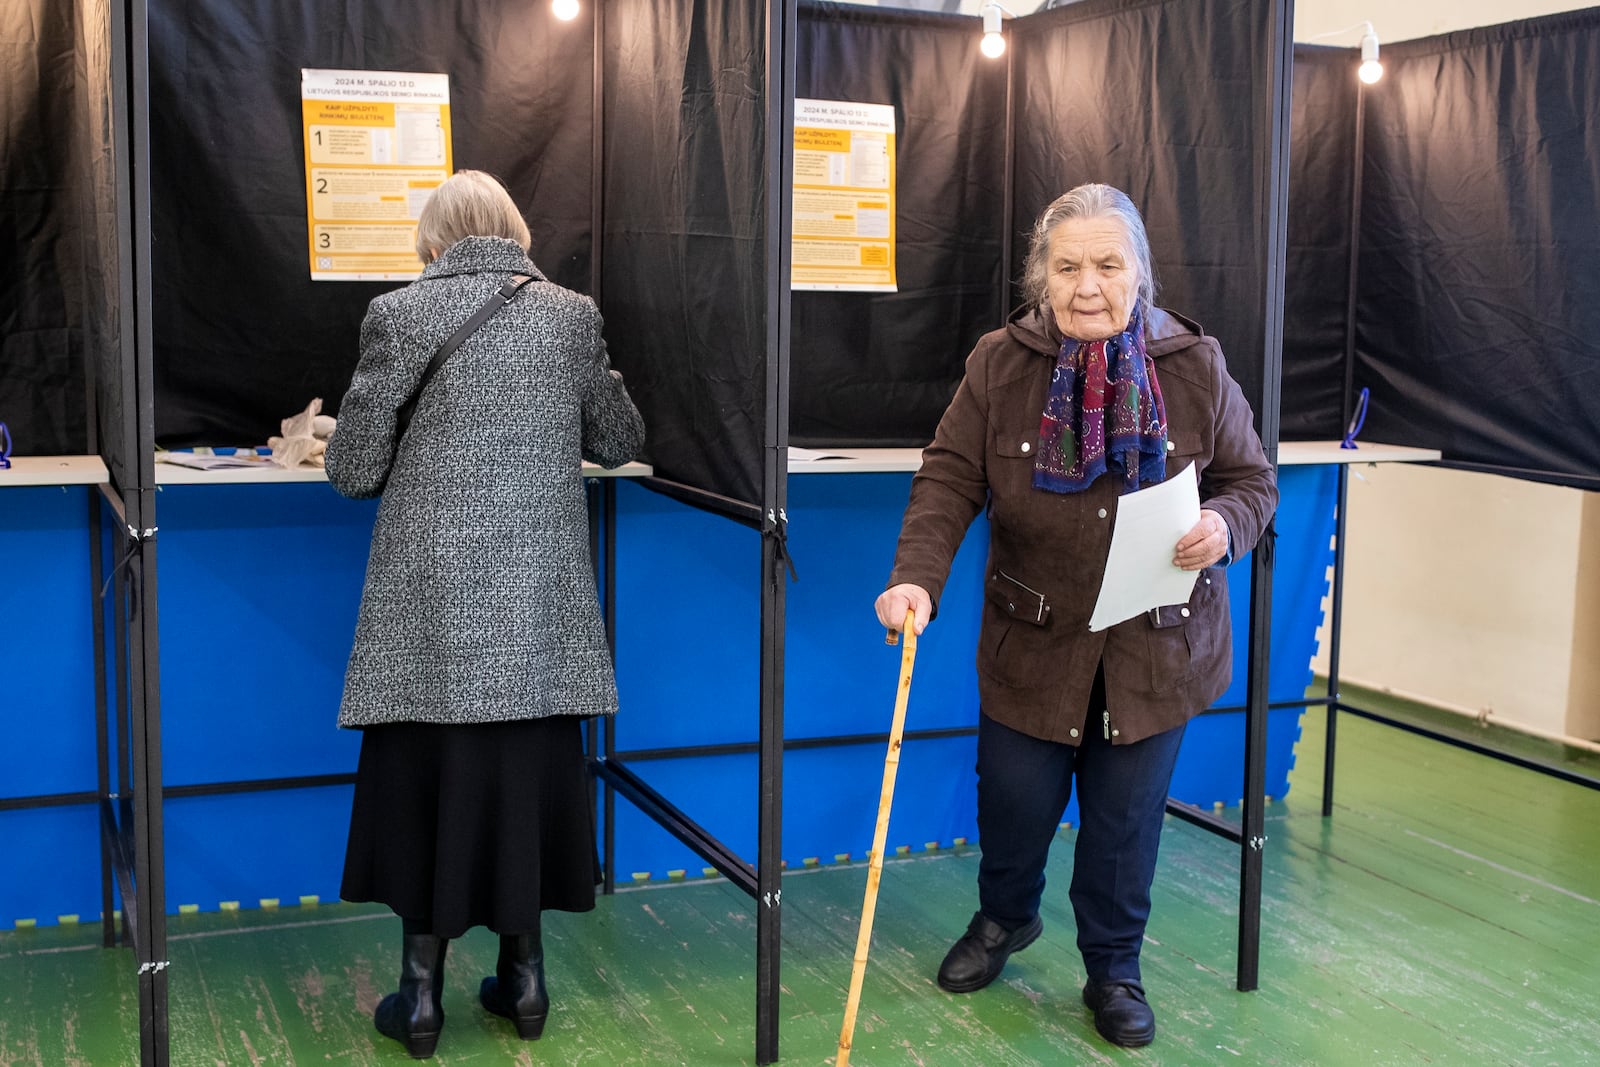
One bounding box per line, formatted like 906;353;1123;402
414;170;531;262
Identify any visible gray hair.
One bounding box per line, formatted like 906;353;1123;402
1021;183;1157;312
414;170;531;263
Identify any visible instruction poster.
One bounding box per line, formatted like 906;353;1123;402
301;69;453;281
792;99;897;292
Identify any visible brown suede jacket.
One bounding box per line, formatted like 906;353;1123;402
888;305;1278;745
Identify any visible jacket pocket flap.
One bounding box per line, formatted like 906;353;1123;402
1146;603;1192;629
993;432;1038;458
987;568;1051;626
1167;431;1204;458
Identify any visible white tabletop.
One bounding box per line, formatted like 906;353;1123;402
788;447;925;473
1;444;1437;489
0;455;110;487
152;456;652;485
787;442;1441;473
1275;440;1441;466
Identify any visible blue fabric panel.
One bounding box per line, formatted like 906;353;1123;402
155;484;374;785
603;737;981;880
1170;463;1338;805
1;486;97;797
610;482;761;750
785;473;987;735
0;806;106;926
610;466;1336;878
612;475;988;750
163;786;353;912
0;487;104;928
3;465;1335;918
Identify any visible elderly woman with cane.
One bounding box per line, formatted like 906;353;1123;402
875;183;1275;1048
326;170;644;1058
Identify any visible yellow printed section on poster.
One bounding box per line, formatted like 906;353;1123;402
301;69;453;281
791;99;897;292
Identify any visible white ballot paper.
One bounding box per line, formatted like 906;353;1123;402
1088;462;1201;632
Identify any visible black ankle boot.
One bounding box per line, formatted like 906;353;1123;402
479;932;549;1039
374;933;447;1058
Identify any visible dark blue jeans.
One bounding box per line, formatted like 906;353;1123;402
975;674;1187;984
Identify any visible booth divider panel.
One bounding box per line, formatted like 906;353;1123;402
601;0;771;504
1282;46;1359;441
790;4;1009;447
1355;10;1600;488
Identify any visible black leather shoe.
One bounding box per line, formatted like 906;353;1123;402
1082;978;1156;1047
936;911;1044;993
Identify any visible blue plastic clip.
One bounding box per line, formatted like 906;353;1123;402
0;421;11;469
1339;388;1369;450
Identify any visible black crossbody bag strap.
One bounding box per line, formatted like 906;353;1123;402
395;273;535;434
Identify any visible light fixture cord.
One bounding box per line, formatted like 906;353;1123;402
1304;19;1375;44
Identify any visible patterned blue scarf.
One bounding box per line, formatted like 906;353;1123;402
1032;303;1168;494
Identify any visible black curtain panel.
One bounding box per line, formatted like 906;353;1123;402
1;0;94;457
600;0;770;504
76;0;131;482
1355;10;1600;488
146;0;595;446
1010;0;1271;419
1282;45;1358;441
788;2;1008;447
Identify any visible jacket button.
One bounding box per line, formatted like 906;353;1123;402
1181;607;1191;618
1166;440;1176;451
1020;441;1031;453
1097;508;1107;519
1070;728;1079;738
1205;576;1211;585
1007;602;1015;612
1111;729;1120;737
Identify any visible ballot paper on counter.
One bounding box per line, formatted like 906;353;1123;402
155;450;274;471
1088;462;1201;632
787;446;852;462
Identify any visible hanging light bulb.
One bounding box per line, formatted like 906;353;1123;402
1358;24;1383;84
552;0;580;21
980;2;1007;59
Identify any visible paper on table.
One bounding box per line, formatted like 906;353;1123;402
155;451;274;471
1088;462;1201;633
787;446;851;462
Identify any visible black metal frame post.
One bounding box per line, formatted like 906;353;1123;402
105;0;170;1060
756;1;796;1061
998;36;1015;325
1236;0;1294;994
1321;77;1365;817
1321;462;1351;816
89;488;117;948
583;3;795;1060
126;495;168;1066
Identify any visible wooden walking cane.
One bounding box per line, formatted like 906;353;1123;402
836;610;919;1066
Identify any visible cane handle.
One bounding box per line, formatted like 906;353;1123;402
885;607;916;646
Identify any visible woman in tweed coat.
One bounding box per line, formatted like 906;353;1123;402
325;170;644;1059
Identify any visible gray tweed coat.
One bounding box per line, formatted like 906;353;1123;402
325;236;645;728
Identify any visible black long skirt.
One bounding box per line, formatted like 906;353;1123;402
340;716;599;939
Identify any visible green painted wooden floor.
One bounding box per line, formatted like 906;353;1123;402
5;697;1599;1065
